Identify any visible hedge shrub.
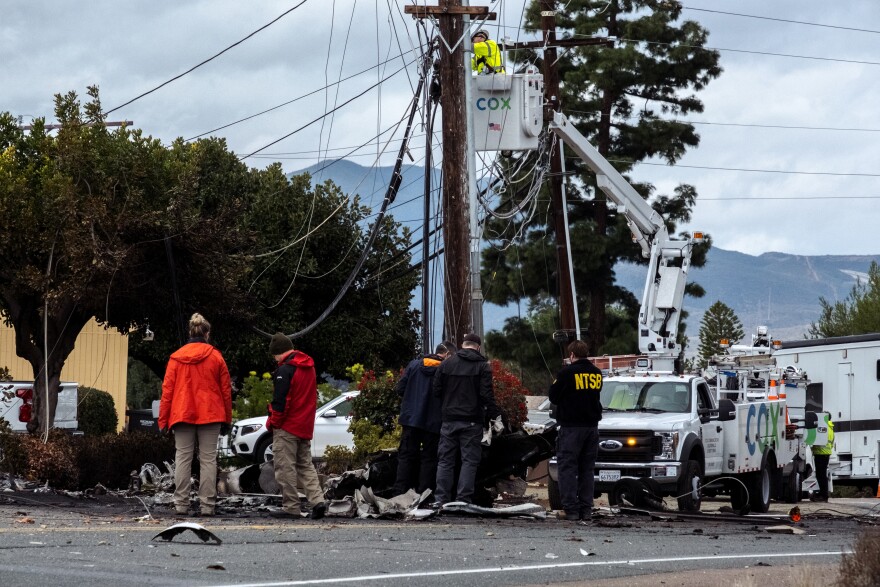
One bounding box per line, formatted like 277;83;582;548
78;387;118;436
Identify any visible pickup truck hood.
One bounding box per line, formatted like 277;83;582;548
600;411;687;431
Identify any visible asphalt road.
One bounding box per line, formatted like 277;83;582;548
0;494;875;587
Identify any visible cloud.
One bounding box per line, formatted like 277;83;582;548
3;0;878;256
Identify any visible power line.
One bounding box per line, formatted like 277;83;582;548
106;1;310;115
496;23;880;68
604;159;880;178
615;35;880;68
699;195;880;201
185;49;417;141
568;195;880;202
565;109;880;133
681;6;880;35
239;60;412;159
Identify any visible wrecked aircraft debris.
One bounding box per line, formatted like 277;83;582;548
152;522;222;544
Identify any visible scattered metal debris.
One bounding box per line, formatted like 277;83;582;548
766;525;806;535
440;501;546;519
152;522;222;545
354;487;430;519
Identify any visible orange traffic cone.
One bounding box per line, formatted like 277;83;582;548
876;481;880;498
778;381;787;400
768;379;779;400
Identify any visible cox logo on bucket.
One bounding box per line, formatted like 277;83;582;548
476;97;512;111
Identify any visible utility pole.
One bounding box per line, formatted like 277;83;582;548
503;7;611;351
541;0;576;345
405;2;494;347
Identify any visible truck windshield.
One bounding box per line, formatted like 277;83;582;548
601;381;691;413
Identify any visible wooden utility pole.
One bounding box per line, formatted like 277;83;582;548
438;1;471;347
405;2;494;347
541;0;576;344
504;6;611;351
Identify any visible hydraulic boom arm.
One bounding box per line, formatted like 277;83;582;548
550;112;701;367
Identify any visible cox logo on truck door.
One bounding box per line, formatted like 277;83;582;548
476;97;511;111
744;402;782;455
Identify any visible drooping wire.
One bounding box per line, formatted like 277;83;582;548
253;48;435;339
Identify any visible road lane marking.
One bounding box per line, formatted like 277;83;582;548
206;550;850;587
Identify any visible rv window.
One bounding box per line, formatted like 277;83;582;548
876;359;880;381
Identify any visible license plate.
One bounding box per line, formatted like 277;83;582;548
599;470;621;482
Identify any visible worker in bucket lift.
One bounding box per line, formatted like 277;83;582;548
471;29;504;74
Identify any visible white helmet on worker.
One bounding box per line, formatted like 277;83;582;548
472;29;489;41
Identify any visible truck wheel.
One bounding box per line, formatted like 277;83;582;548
676;460;702;512
730;478;749;513
748;465;771;513
784;470;802;504
254;435;274;464
608;479;641;507
548;476;562;510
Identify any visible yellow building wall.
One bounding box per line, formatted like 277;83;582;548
0;320;128;431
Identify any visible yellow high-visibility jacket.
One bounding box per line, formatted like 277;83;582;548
472;39;504;73
812;418;835;456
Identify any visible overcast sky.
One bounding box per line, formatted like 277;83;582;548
3;1;879;257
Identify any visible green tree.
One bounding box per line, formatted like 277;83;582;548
697;301;744;367
232;172;420;377
809;262;880;338
0;88;254;434
2;88;420;434
484;0;718;356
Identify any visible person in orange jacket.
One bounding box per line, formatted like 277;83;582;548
159;313;232;517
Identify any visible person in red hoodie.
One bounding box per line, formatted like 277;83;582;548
267;332;326;520
159;313;232;517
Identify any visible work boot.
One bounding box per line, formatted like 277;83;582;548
557;511;580;521
310;502;327;520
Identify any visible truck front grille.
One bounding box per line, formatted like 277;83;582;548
598;430;661;462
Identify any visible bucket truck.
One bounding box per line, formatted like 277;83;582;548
546;113;819;512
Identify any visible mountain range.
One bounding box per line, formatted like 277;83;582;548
291;160;880;346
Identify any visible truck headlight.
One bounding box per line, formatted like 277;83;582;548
656;431;679;460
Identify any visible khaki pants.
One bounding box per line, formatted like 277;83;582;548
272;428;323;514
173;422;221;514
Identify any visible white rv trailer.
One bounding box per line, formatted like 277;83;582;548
775;334;880;488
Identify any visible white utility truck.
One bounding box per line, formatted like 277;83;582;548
0;381;78;432
774;334;880;490
547;113;819;512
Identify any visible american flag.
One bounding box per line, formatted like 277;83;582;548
488;123;502;131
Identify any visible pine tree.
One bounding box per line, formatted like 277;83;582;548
697;301;744;367
809;261;880;338
483;1;719;356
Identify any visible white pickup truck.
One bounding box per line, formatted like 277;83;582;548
0;381;78;431
545;112;821;513
548;355;821;513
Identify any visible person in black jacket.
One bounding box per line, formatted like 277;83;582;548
432;333;501;505
549;340;603;520
392;341;455;496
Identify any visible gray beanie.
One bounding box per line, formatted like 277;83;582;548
269;332;294;356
